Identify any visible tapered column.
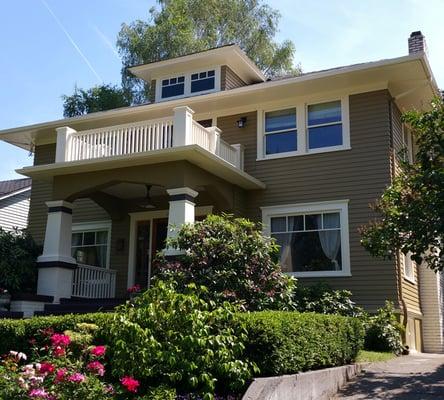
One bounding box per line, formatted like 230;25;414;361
164;187;198;256
37;201;77;302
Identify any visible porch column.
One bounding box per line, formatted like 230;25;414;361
55;126;76;162
164;187;198;256
37;201;77;302
172;106;194;147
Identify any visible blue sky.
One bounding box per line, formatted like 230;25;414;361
0;0;443;180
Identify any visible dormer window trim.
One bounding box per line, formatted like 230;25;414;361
155;65;221;102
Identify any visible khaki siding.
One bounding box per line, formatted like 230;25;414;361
218;90;398;311
221;65;246;91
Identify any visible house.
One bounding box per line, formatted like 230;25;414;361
0;178;31;231
0;31;442;351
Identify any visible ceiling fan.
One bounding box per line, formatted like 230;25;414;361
130;184;155;209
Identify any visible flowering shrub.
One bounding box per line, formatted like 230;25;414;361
153;214;296;311
126;284;141;294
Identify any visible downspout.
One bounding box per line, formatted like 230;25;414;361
388;96;408;345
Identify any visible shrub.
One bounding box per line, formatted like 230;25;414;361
0;228;41;293
153;214;296;311
0;312;113;357
364;301;403;354
294;283;364;317
106;280;254;398
238;311;364;376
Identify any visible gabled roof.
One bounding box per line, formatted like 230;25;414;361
0;178;32;200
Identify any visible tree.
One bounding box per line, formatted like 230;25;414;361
62;84;132;117
117;0;298;101
360;98;444;271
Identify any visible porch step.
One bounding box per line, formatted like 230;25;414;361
60;297;127;306
0;311;24;319
34;298;127;316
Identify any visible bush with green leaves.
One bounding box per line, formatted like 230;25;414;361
238;311;364;376
0;228;41;294
106;280;255;399
294;283;364;317
364;301;404;354
153;214;296;311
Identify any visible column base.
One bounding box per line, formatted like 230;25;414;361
37;261;77;303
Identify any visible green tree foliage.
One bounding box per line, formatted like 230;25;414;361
153;214;296;311
361;98;444;271
118;0;298;100
62;84;132;117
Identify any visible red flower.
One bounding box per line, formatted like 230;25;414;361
55;368;67;383
90;345;106;357
127;284;141;294
87;361;105;376
53;346;65;357
39;362;55;374
120;376;140;393
50;333;71;348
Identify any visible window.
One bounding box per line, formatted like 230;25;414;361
191;70;215;93
262;200;350;277
72;226;110;268
308;100;343;149
404;252;415;282
161;76;185;98
264;108;297;155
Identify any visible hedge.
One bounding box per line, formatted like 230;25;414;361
0;311;364;377
238;311;364;376
0;313;113;356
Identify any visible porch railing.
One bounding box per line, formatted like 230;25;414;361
55;106;244;169
72;264;117;299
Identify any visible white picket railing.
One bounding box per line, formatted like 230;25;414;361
72;264;117;299
217;139;238;167
191;120;212;151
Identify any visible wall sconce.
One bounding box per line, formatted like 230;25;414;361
237;117;247;128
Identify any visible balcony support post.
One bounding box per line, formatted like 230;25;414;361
55;126;77;162
173;106;194;147
232;143;245;170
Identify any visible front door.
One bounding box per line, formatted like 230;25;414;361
151;218;168;262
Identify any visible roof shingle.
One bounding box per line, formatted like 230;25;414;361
0;178;31;196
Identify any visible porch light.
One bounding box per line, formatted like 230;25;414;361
237;117;247;128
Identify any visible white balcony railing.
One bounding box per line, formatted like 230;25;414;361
72;263;117;299
55;106;244;169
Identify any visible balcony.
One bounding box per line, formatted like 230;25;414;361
55;106;244;169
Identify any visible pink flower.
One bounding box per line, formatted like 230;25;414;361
54;368;67;383
87;361;105;376
90;345;106;357
127;284;141;293
68;372;86;383
50;333;71;348
120;376;140;393
28;388;49;398
39;362;55;374
52;346;65;357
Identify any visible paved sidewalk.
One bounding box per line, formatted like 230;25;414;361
333;353;444;399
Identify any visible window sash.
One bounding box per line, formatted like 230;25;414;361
270;212;340;234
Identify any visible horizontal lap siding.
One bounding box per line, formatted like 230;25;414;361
218;90;399;311
221;66;247;91
0;190;30;231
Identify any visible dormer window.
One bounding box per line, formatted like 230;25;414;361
191;70;215;93
161;76;185;99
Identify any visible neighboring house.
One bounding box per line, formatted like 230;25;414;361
0;31;441;351
0;178;31;231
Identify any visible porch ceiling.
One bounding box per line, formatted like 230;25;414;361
16;144;265;190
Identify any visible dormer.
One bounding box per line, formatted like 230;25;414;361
128;44;266;103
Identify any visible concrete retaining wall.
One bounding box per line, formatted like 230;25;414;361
242;364;362;400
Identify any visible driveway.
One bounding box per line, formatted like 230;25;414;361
333;353;444;399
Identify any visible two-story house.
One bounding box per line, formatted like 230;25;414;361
0;32;442;352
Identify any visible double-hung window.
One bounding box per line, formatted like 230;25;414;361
161;76;185;99
72;225;110;268
308;100;343;150
191;70;215;93
262;200;350;277
403;252;415;283
264;108;297;155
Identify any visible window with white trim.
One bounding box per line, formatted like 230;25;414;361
262;201;350;277
161;76;185;99
308;100;342;149
264;108;297;155
72;225;110;268
191;70;215;93
403;252;415;282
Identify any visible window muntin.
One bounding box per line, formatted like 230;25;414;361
191;70;215;93
308;101;343;150
72;229;109;268
161;76;185;98
264;108;297;154
270;211;342;273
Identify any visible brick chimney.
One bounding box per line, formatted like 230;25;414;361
408;31;428;55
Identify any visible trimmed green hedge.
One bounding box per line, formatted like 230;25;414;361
0;313;113;356
238;311;364;376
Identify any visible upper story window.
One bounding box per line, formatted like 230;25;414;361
265;108;297;155
308;101;342;149
262;200;350;277
191;70;215;93
161;76;185;99
403;252;415;283
257;96;350;160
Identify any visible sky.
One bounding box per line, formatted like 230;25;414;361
0;0;443;180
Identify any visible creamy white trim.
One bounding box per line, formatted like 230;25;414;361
261;200;351;278
127;206;213;288
166;187;199;197
0;187;31;202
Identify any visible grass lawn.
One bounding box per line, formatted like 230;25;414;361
356;350;397;363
